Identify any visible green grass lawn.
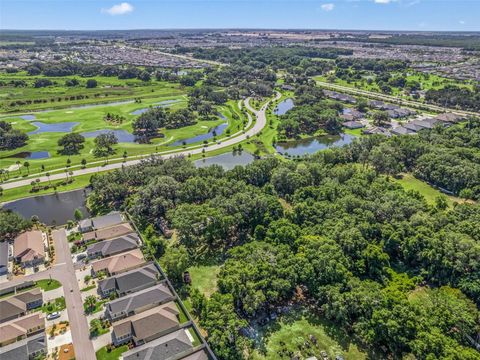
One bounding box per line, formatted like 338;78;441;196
187;265;221;298
84;299;107;314
0;95;245;183
96;345;128;360
392;173;462;207
252;311;367;360
36;279;62;291
41;296;66;313
80;284;97;292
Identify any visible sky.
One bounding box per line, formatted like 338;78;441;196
1;0;479;31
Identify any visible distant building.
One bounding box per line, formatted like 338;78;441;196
13;231;45;268
342;121;364;129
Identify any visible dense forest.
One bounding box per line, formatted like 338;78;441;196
425;85;480;112
277;85;343;138
87;140;480;359
341;121;480;200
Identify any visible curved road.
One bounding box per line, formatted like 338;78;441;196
1;93;281;191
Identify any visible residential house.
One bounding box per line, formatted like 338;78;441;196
390;126;415;136
98;262;161;298
0;332;47;360
91;249;145;277
435;113;464;123
82;223;134;242
79;212;124;233
106;283;174;321
342;121;364;129
112;302;180;346
121;329;194;360
0;242;8;276
13;231;45;268
182;351;210;360
0;288;43;323
0;313;45;347
87;233;140;259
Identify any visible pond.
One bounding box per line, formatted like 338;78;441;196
28;121;79;135
81;129;136;143
130;99;183;115
2;151;50;160
274;98;294;115
20;114;36;120
170;122;228;147
275;133;356;156
194;151;255;170
2;188;90;225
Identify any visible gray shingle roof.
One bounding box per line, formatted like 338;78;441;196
98;262;160;294
87;233;139;258
107;283;173;319
0;332;46;360
121;329;193;360
91;212;124;230
0;242;8;269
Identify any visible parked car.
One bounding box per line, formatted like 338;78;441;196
47;311;61;320
76;253;87;261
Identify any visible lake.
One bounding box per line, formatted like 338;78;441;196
276;133;356;156
274;98;295;115
194;151;255;170
28;121;79;135
81;129;136;143
2;189;90;225
2;151;50;160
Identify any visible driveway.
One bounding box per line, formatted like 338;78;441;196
47;330;73;351
43;286;65;302
92;331;113;351
45;309;69;327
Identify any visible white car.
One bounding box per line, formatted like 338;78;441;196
47;311;61;320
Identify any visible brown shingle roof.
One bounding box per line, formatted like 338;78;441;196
113;302;179;342
83;223;133;241
13;231;45;263
91;249;144;275
0;313;44;344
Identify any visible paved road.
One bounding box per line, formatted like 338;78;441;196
316;80;480;117
2;93;280;191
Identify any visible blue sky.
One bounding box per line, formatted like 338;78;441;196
1;0;479;31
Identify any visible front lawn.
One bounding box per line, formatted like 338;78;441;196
96;345;128;360
36;279;62;291
41;296;66;313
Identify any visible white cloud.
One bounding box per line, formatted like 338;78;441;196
459;20;466;25
374;0;395;3
101;2;134;16
321;3;335;11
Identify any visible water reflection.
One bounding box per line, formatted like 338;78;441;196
275;133;356;156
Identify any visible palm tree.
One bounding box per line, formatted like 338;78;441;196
16;161;21;175
81;158;87;169
46;172;51;186
23;161;30;175
85;295;97;313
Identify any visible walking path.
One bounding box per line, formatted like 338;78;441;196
1;93;280;191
